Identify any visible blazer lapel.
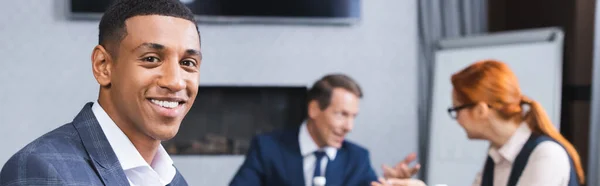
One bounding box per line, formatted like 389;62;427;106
72;102;130;186
325;148;346;186
282;127;306;186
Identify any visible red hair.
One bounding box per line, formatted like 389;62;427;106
451;60;584;184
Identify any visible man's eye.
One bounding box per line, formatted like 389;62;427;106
143;56;160;63
181;60;197;67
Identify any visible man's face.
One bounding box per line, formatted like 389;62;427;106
103;15;201;141
309;88;360;148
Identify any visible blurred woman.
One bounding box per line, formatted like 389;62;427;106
449;60;583;186
373;60;583;186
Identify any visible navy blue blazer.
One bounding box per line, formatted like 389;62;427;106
230;127;378;186
0;102;188;186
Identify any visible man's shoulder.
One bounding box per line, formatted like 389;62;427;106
2;122;87;169
0;123;95;185
247;127;299;155
342;140;370;157
20;123;83;154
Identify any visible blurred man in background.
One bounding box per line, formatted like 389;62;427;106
230;74;420;186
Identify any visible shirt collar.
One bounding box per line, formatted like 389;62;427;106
299;121;337;160
92;101;175;183
488;122;532;164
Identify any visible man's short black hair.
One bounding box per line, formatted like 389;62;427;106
98;0;199;54
307;74;363;110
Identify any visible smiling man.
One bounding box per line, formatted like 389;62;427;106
0;0;200;185
230;74;420;186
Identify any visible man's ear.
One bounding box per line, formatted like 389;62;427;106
308;100;321;119
92;45;113;87
474;101;490;119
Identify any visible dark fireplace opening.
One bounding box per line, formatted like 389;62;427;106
162;85;307;155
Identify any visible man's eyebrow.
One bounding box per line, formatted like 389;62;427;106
132;42;165;52
185;49;202;60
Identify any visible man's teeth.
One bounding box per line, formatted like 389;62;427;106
150;99;179;108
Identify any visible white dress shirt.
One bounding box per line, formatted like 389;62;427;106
472;122;571;186
92;101;176;186
299;122;337;186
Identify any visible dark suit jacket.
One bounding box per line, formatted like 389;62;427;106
0;102;188;186
230;127;378;186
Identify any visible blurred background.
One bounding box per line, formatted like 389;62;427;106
1;0;600;185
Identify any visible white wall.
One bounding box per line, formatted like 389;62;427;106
0;0;419;185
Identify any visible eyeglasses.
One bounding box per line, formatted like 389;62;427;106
447;103;493;119
447;103;476;119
